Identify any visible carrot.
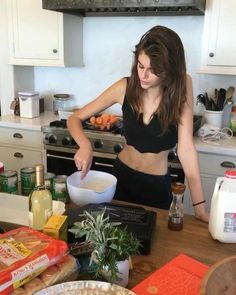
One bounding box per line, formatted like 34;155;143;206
109;116;120;125
95;116;103;125
89;116;96;124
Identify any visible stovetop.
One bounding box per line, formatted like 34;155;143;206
42;119;126;155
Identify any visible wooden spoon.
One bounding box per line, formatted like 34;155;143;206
224;86;235;106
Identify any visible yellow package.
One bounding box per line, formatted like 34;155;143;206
43;215;68;242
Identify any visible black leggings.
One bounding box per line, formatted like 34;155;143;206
112;157;172;210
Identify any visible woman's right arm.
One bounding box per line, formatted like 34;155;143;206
67;78;127;179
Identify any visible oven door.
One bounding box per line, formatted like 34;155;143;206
46;146;116;176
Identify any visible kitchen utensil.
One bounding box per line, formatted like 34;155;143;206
67;170;117;206
224;86;235;105
216;88;226;111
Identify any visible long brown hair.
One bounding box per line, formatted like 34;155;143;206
126;25;187;131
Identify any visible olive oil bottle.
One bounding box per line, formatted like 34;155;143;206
29;164;52;230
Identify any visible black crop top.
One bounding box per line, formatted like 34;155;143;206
122;96;177;153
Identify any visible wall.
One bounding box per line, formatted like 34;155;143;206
34;15;236;115
1;3;236;115
0;0;14;115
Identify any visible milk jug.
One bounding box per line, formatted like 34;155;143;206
209;170;236;242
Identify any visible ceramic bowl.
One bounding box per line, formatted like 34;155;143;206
67;170;117;206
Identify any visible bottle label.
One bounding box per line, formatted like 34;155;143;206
224;213;236;232
170;216;182;224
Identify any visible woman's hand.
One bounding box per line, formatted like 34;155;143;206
193;204;210;223
74;142;93;179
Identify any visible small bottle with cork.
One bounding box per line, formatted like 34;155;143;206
168;182;186;231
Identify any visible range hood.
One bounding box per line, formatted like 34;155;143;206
42;0;205;17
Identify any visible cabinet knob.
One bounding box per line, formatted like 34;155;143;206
220;161;235;168
53;49;58;53
14;152;24;158
13;133;23;139
209;52;215;57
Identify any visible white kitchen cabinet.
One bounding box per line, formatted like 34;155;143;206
7;0;83;67
200;0;236;75
184;151;236;215
0;126;46;178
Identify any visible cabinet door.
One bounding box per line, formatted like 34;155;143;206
206;0;236;67
201;0;236;74
8;0;62;62
0;146;45;177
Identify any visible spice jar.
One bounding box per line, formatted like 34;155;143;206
168;182;186;231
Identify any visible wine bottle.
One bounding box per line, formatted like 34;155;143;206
29;164;52;230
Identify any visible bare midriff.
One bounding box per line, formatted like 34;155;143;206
118;145;170;175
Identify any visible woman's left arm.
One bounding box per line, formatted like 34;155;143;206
177;75;209;223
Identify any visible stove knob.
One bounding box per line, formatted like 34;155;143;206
114;144;123;153
62;136;73;146
94;139;103;149
48;134;57;144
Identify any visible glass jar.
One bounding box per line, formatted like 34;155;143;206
53;94;71;114
168;182;186;231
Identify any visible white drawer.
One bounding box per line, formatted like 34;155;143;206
198;152;236;176
0;146;45;176
0;127;43;148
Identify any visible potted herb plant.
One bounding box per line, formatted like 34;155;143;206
69;208;141;287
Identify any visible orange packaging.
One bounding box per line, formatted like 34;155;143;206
132;254;209;295
0;226;68;295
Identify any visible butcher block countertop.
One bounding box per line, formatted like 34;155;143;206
124;202;236;289
0;200;236;290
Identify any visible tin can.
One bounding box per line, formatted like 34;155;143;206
52;175;69;203
0;170;18;194
21;167;36;196
44;172;55;192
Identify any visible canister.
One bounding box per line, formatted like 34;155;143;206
52;175;69;203
0;170;18;194
18;91;40;118
53;94;71;115
21;167;36;196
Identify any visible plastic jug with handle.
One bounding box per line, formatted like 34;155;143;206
209;170;236;243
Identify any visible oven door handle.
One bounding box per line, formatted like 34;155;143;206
47;153;74;161
94;162;114;168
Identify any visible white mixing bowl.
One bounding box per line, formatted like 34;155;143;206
67;170;117;206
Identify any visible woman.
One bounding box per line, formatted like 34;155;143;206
67;25;209;222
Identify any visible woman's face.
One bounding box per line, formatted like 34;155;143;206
137;52;161;89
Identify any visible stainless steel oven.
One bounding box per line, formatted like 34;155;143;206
45;146;117;176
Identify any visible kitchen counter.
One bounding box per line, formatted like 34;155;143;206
1;112;236;155
0;111;58;131
126;202;236;289
1;200;235;291
194;135;236;156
